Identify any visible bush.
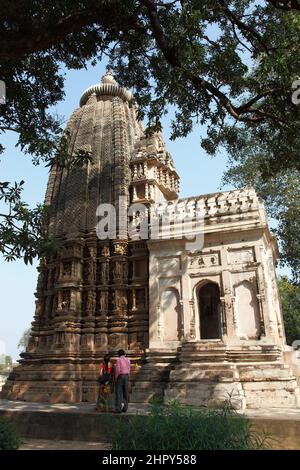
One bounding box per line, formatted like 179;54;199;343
279;276;300;345
0;418;22;450
112;400;269;450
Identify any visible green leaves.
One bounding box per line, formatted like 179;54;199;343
1;1;300;265
223;152;300;282
45;132;94;170
0;181;58;264
17;327;32;352
279;276;300;345
0;419;22;450
112;400;269;450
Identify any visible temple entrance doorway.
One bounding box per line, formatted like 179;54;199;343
198;282;221;339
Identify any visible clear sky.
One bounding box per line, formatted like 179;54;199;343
0;60;276;361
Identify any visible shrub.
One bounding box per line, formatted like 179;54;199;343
279;276;300;345
112;400;269;450
0;418;22;450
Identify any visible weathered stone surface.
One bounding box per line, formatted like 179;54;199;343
2;71;300;409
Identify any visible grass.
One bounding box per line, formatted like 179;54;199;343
0;418;22;450
112;399;270;450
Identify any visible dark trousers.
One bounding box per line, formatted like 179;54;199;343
115;374;129;412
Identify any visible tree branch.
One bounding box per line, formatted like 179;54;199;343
219;0;270;55
0;6;146;60
140;0;280;123
267;0;300;11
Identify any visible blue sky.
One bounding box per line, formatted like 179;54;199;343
0;60;273;360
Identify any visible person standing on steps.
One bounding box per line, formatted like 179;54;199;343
95;354;114;412
115;349;131;413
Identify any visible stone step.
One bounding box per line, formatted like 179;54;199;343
179;345;282;363
169;367;237;383
180;341;226;351
130;382;166;402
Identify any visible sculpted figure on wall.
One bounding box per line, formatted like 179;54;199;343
101;262;108;284
114;243;126;255
86;290;96;315
88;259;96;282
101;245;110;257
100;291;108;312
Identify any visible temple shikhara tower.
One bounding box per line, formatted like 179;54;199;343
2;72;300;409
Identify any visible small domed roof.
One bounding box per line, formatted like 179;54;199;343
79;70;133;106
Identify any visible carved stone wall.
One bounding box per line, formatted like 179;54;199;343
1;72;151;403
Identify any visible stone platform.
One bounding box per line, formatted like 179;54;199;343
0;399;149;444
20;439;110;450
0;399;300;450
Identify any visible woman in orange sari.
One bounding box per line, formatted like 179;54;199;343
95;354;114;412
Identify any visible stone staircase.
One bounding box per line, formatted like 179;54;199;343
163;341;300;410
130;349;179;403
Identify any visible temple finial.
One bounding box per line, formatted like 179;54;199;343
101;69;116;84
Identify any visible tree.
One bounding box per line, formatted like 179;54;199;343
1;1;300;263
0;355;13;374
223;152;300;282
278;276;300;346
17;328;31;353
4;356;12;366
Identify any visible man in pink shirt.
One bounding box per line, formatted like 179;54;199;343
115;349;131;413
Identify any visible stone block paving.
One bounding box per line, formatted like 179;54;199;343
20;439;111;450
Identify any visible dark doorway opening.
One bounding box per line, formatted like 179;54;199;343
198;282;221;339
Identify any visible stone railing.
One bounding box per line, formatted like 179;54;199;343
147;188;264;241
179;188;260;219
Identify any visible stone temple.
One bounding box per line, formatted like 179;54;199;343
2;71;300;409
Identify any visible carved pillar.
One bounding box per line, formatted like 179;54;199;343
108;241;128;350
132;289;137;310
220;297;228;337
95;242;110;351
255;245;274;339
219;249;235;341
231;296;238;337
189;299;196;340
128;240;149;350
133;185;137;201
81;237;97;351
179;300;184;340
256;293;266;337
143;162;148;177
157;303;162;342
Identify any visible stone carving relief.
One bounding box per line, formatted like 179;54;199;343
101;245;110;257
112;290;127;310
86;291;96;314
100;262;108;284
61;290;71;310
62;261;72;277
100;291;108;312
87;259;96;282
189;252;220;269
114;243;126;255
113;261;127;280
